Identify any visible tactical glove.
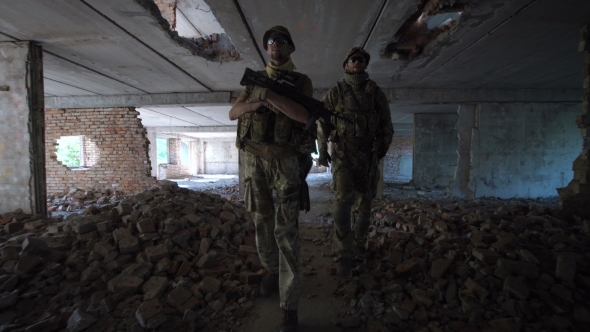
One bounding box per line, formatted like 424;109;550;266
247;86;268;103
318;150;331;167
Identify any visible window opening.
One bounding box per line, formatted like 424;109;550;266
56;136;99;170
157;138;169;164
181;141;189;165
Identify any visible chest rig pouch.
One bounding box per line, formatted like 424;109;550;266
237;70;315;153
332;80;379;140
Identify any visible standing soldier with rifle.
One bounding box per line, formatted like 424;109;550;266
228;26;315;332
317;47;394;278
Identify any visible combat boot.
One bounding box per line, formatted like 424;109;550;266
353;212;372;259
337;257;353;278
278;309;298;332
353;212;371;242
259;273;279;297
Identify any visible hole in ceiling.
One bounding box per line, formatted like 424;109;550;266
140;0;241;62
384;0;467;61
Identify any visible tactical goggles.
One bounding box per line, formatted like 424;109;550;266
267;35;291;46
347;56;368;64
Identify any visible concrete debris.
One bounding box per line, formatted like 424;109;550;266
558;25;590;218
330;195;590;331
0;181;260;331
386;0;467;60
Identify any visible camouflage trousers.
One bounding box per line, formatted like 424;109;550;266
331;143;377;258
243;151;301;310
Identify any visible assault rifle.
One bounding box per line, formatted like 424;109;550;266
239;68;352;133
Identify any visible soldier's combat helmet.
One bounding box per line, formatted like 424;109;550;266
262;26;295;51
342;47;371;68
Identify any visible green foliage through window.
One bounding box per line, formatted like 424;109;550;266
157;139;168;164
56;136;81;167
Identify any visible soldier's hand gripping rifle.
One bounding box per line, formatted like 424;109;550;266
239;68;352;134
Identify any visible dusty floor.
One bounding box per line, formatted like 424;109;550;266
237;173;341;332
174;173;449;332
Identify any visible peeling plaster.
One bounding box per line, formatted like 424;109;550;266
135;0;241;62
384;0;470;60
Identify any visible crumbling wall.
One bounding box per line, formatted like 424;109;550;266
45;108;157;195
384;136;413;181
153;0;177;29
384;0;470;60
136;0;240;62
558;25;590;218
82;136;100;167
473;103;581;198
158;164;190;179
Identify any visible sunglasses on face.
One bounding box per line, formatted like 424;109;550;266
347;56;367;64
267;36;290;46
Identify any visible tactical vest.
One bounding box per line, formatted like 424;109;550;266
329;79;380;143
236;71;316;154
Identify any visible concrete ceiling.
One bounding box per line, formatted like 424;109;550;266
1;0;588;137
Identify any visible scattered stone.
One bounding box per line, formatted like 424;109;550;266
199;276;221;294
135;300;168;329
503;276;529;300
341;315;360;328
430;258;452;279
488;317;521;332
555;254;577;282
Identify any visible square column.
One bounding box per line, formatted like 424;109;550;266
0;41;45;215
168;138;181;165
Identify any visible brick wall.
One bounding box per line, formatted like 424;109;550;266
158;164;191;180
383;136;413;178
45;108;157;196
82;136;100;167
153;0;177;30
168;138;181;165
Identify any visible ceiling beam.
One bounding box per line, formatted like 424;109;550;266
150;126;236;133
47;87;582;109
388;88;582;104
314;88;583;104
45;92;231;109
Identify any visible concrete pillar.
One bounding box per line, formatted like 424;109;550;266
189;141;198;175
447;104;478;198
145;127;158;177
558;25;590;219
168;138;181;165
0;42;46;215
199;140;206;174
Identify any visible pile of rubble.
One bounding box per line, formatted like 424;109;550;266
0;181;266;331
201;184;240;203
330;196;590;331
47;188;127;213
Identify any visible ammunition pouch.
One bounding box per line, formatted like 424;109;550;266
235;69;316;154
236;106;316;154
334;111;378;139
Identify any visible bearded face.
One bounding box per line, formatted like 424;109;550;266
265;34;294;66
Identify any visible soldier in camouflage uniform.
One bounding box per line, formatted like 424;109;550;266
318;47;394;277
228;26;315;332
